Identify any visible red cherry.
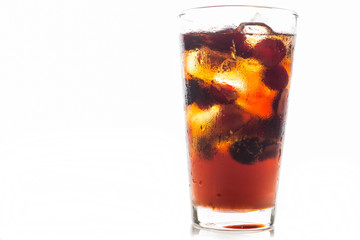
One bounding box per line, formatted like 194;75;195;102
253;38;286;67
262;65;289;91
229;137;263;164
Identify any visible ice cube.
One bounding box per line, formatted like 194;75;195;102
202;28;234;52
186;104;221;138
234;58;277;118
196;136;218;160
273;89;289;118
182;29;234;52
259;141;281;161
213;59;246;90
234;22;274;58
214;58;264;93
182;33;203;51
214;104;251;135
209;83;238;104
237;22;274;35
235;87;277;119
185;78;215;109
234;29;252;58
183;48;231;82
211;56;276;118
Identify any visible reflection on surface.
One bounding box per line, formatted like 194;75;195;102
191;224;274;239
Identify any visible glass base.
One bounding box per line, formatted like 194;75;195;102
192;205;275;231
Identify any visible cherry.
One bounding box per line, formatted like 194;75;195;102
262;65;289;91
253;38;286;67
229;137;263;164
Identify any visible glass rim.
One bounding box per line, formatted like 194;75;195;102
178;5;298;19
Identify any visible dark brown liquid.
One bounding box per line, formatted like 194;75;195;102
183;24;294;211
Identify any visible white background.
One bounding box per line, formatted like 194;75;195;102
0;0;359;239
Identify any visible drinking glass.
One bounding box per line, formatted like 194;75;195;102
179;5;298;230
